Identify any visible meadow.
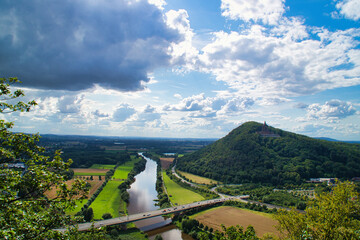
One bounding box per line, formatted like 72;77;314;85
192;206;280;237
72;168;108;176
90;180;126;219
177;170;220;185
162;171;204;205
113;156;142;180
90;164;116;169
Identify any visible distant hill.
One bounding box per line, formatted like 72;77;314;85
315;137;360;144
176;121;360;185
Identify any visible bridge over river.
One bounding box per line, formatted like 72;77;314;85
56;195;249;232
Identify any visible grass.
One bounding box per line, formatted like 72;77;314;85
90;180;126;219
67;199;87;215
89;164;115;169
117;227;148;240
113;156;142;180
162;171;204;205
177;170;221;185
74;172;107;176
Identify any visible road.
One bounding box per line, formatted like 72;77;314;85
54;195;249;232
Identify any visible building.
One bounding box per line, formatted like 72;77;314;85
258;122;280;138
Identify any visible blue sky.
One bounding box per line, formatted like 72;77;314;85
1;0;360;140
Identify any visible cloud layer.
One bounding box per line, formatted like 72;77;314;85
0;0;181;91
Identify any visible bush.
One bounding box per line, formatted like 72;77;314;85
102;213;113;219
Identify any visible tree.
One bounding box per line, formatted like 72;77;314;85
154;235;163;240
0;77;99;239
83;207;94;222
102;213;113;220
276;181;360;239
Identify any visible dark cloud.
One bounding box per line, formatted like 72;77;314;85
0;0;180;91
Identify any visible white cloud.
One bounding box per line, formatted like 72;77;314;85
163;93;208;111
113;104;136;122
221;0;286;25
93;110;109;118
58;95;84;114
335;0;360;21
197;25;360;98
217;97;255;115
307;99;357;120
148;0;166;9
165;9;198;68
163;92;255;119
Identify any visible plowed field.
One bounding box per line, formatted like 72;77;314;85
45;178;105;199
160;157;174;169
194;206;280;237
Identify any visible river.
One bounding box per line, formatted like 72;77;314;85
126;153;192;240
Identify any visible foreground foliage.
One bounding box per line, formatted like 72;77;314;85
276;181;360;239
0;77;103;239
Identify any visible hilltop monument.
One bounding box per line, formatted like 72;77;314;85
258;121;280;137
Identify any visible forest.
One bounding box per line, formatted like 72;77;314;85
176;121;360;185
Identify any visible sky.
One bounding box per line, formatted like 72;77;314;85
1;0;360;140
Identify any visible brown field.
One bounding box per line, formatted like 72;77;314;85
72;168;109;174
45;178;105;199
160;157;175;169
193;206;280;237
177;170;220;185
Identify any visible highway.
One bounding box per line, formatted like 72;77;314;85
55;195;249;232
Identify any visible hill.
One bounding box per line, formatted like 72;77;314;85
176;122;360;185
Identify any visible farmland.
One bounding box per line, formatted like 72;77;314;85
113;155;142;180
162;171;204;205
192;206;280;237
90;164;116;169
45;178;105;215
72;168;109;176
90;180;126;219
159;157;174;169
177;170;220;185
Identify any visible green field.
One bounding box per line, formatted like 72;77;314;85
67;199;87;215
90;180;126;219
113;156;142;180
74;172;107;176
162;171;204;205
90;164;115;169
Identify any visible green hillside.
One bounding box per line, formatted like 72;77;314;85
176;121;360;185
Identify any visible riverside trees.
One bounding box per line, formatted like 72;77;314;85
0;77;103;239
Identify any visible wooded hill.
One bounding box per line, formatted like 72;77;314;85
176;121;360;185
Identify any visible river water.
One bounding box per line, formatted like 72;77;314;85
127;154;192;240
